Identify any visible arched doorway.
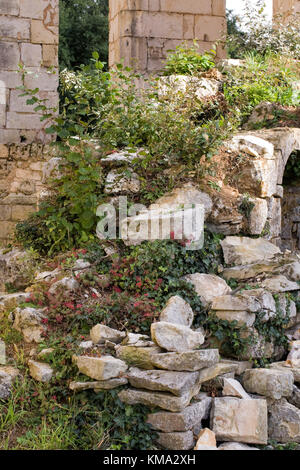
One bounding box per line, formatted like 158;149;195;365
282;150;300;251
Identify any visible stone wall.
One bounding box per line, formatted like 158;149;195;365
0;1;59;245
0;142;55;244
0;0;59;145
109;0;227;73
273;0;300;19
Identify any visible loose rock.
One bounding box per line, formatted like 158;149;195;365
151;322;204;353
243;368;294;400
160;296;194;327
183;273;231;307
90;324;126;345
28;360;54;383
211;397;268;445
74;355;128;381
268;399;300;443
151;349;219;372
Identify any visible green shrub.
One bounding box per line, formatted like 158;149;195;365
163;42;216;75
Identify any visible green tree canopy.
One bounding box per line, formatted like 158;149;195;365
59;0;109;70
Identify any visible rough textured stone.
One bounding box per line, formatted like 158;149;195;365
222;378;250;399
118;384;201;412
221;236;281;266
286;340;300;368
198;363;238;384
147;396;212;432
0;366;20;399
183;273;231;307
211;309;256;327
268;399;300;443
269;362;300;383
28;360;53;383
220;359;253;376
69;378;128;392
90;324;126;345
218;442;259;450
211;397;268;445
151;322;204;353
156;431;195;451
158;75;220;101
48;277;79;295
259;275;300;293
74;355;128;381
127;368;200;396
160;296;194;327
288;385;300;409
150;183;213;219
115;345;162;370
195;428;217;450
104;170;140;194
243;369;294;400
151;349;220;372
13;307;46;343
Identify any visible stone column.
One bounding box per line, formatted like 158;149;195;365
0;0;59;145
273;0;300;21
109;0;227;73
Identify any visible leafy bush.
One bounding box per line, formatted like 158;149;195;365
226;1;300;59
163;42;216;75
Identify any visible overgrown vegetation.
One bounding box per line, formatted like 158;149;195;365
3;9;300;450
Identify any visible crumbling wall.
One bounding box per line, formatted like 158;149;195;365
109;0;227;73
273;0;300;20
0;0;59;244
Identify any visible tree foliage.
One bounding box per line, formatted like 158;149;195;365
59;0;109;70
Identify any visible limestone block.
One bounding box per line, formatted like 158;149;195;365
31;20;58;45
0;16;30;40
0;0;20;15
127;367;200;396
90;324;126;345
249;197;268;235
183;273;232;307
222;378;251;399
151;321;204;352
28;360;53;383
21;43;42;67
243;368;294;400
268;399;300;443
151;349;220;372
160;295;194;327
156;431;195;450
115;345;163;370
147;396;212;432
74;355;128;381
221;236;281;266
211;397;268;445
0;43;20;70
195;428;217;450
24;68;59;92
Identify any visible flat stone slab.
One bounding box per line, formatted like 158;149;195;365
220;359;253;376
73;355;128;381
69;378;128;392
221;236;281;266
151;349;220;372
147;396;212;432
118;384;201;412
156;431;195;450
211;397;268;445
198;363;238;384
151;322;204;353
259;275;299;293
127;368;200;396
115;345;163;370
